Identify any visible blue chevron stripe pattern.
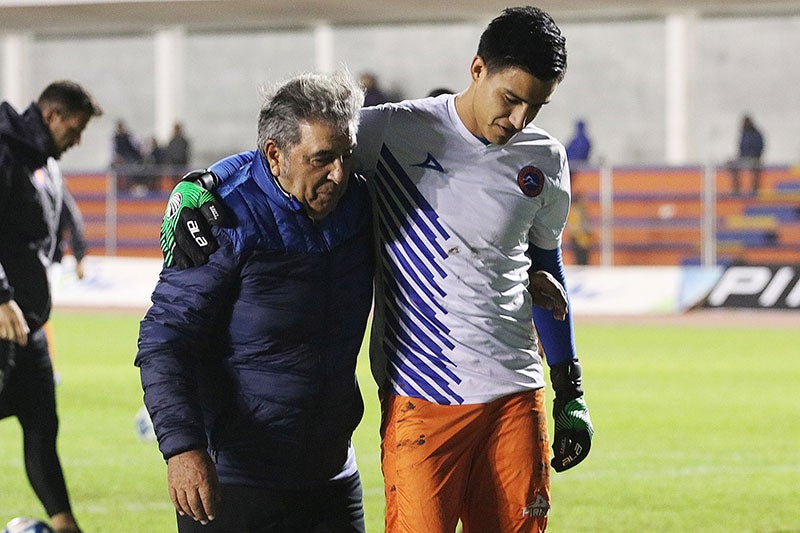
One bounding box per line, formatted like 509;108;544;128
375;145;464;404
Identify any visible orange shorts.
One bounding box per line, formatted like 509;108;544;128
380;389;551;533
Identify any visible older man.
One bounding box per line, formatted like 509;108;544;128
136;71;373;532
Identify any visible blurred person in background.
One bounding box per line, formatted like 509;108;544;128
111;119;145;195
0;79;102;533
727;114;765;196
566;191;592;265
359;71;389;106
143;135;167;192
164;122;191;179
45;180;90;384
565;118;591;184
427;87;455;97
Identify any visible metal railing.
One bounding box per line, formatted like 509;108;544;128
69;163;800;266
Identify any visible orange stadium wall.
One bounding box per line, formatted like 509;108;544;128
64;165;800;267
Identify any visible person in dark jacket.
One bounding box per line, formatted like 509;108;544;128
0;80;102;533
135;71;372;532
727;114;765;195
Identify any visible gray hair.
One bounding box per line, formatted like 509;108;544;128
257;71;365;157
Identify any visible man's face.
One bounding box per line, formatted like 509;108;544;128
267;120;356;220
469;57;559;145
45;109;92;158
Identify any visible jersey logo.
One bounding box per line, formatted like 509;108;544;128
412;153;445;173
516;166;545;197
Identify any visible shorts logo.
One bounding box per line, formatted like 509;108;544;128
167;192;183;219
522;494;550;517
516;166;545;197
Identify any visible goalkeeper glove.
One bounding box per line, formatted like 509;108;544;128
160;170;226;269
550;359;594;472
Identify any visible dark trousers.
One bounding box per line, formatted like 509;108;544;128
176;470;366;533
0;328;72;517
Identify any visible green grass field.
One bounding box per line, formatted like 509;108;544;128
1;310;799;532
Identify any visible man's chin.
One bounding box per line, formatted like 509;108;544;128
308;201;336;220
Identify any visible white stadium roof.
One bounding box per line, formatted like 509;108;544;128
1;0;800;35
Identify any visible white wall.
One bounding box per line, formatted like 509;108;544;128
2;14;799;171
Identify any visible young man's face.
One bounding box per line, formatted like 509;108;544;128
469;56;559;145
45;109;93;158
265;120;356;220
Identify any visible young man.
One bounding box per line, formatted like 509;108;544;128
161;7;593;532
0;80;103;533
136;72;374;532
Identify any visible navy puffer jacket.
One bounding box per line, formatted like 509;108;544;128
135;151;374;489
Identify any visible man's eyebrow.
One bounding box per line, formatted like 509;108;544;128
308;147;353;159
504;88;550;107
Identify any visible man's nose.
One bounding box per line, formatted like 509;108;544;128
509;106;529;131
328;157;345;183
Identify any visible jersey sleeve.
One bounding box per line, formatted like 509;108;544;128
528;148;571;250
354;106;392;178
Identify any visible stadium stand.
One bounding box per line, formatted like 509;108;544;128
66;166;800;266
567;165;800;266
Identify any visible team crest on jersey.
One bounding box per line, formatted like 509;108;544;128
516;166;545;197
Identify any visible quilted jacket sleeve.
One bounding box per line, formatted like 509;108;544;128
135;228;240;460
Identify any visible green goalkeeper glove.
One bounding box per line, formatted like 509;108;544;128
160;171;226;269
550;359;594;472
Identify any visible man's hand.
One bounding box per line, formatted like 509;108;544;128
550;359;593;472
0;300;29;347
161;171;225;269
529;270;568;321
167;448;220;524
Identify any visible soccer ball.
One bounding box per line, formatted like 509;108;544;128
134;404;157;443
2;517;54;533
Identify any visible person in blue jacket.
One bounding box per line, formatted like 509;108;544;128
135;71;373;532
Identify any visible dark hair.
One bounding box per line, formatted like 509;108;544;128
477;6;567;82
427;87;454;98
257;71;364;157
37;80;103;117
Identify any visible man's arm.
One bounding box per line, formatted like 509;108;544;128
136;229;238;522
59;186;88;277
529;243;594;472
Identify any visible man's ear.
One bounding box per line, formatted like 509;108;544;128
40;104;59;126
469;55;487;82
264;140;282;177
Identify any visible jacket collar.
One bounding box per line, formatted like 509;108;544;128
0;101;56;167
251;150;305;214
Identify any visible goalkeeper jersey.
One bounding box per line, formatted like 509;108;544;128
355;94;572;405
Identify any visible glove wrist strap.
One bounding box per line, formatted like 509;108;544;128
181;169;219;190
550;359;584;401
